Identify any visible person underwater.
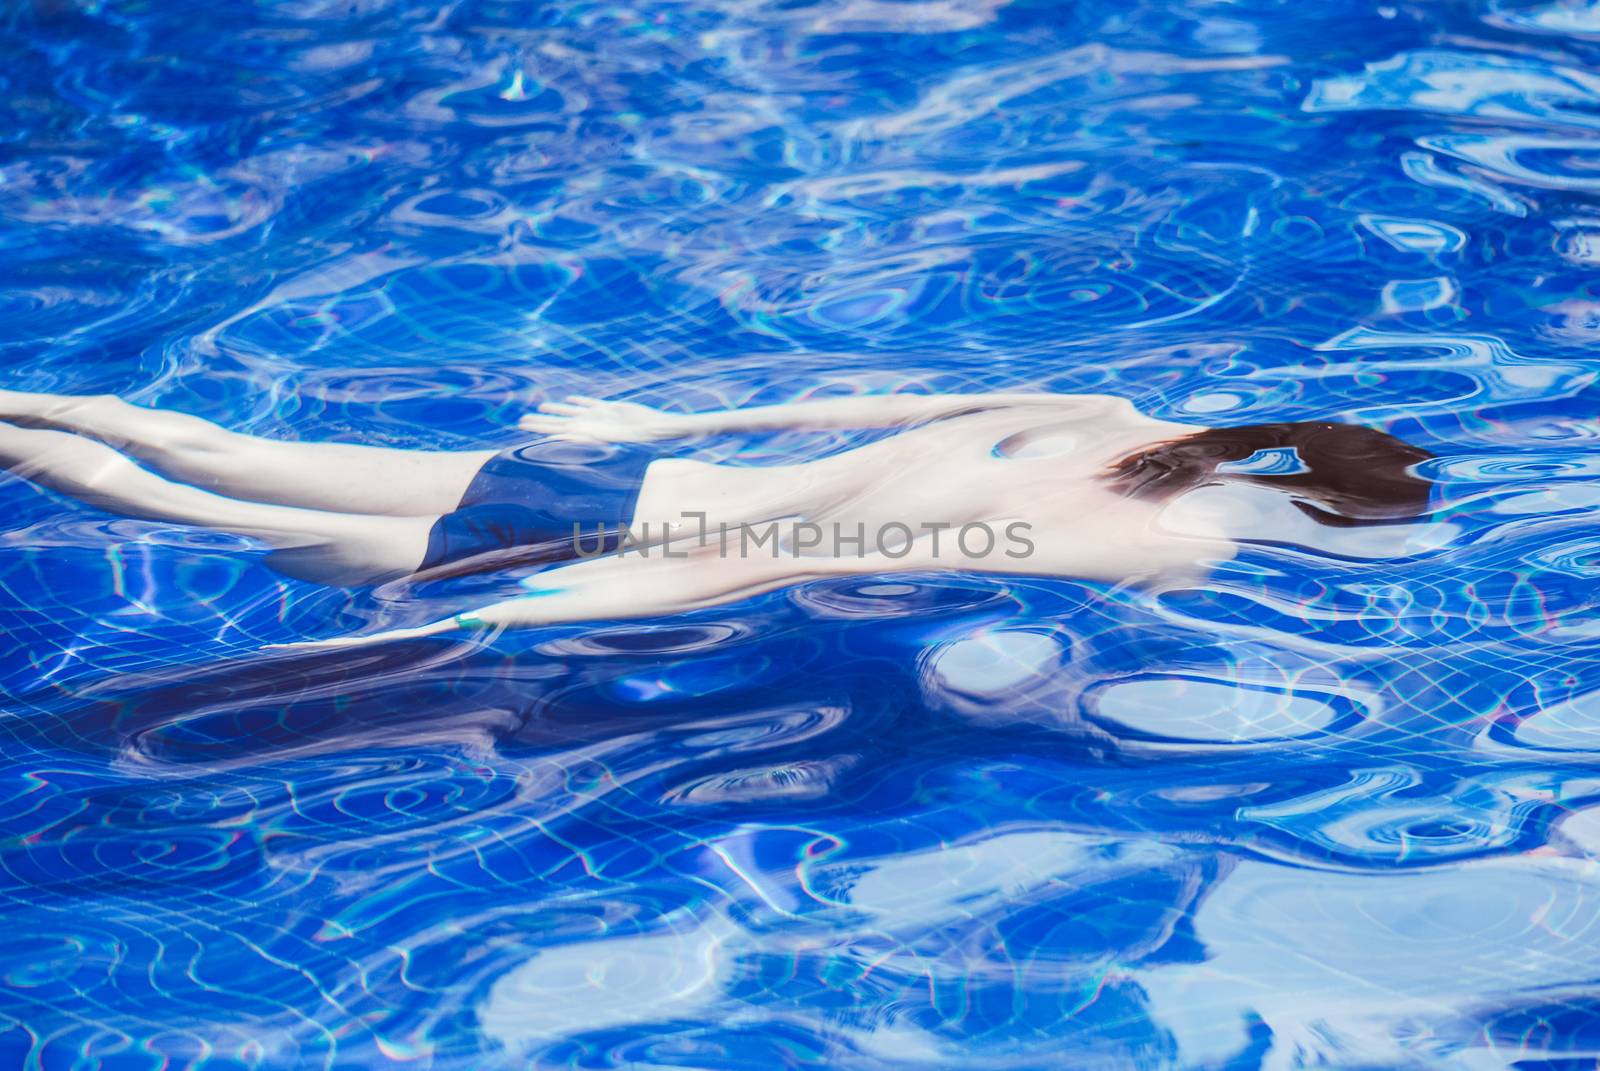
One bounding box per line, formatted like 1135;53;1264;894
0;387;1432;648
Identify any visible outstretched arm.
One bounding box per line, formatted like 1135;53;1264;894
270;541;843;652
518;391;1134;442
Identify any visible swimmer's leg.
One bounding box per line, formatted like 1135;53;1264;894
0;390;495;516
0;422;436;584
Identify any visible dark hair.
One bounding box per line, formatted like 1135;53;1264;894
1104;421;1434;527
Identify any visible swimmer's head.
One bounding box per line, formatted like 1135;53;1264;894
1105;421;1433;526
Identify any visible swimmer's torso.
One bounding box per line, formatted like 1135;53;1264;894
627;399;1236;581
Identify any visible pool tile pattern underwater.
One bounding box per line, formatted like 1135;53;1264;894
4;0;1600;1067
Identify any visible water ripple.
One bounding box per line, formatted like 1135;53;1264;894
6;0;1600;1067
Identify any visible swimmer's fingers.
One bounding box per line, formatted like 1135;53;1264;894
538;395;612;414
265;619;464;652
518;403;682;442
263;633;405;652
263;636;381;653
517;417;611;443
517;414;588;435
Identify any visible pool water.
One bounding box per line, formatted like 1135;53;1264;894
4;0;1600;1067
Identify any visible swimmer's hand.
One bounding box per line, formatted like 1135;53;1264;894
518;396;690;442
263;619;466;652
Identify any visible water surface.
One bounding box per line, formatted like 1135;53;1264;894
3;0;1600;1067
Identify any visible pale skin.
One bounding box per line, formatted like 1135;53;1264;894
0;388;1237;650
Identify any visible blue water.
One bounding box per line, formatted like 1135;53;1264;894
5;0;1600;1067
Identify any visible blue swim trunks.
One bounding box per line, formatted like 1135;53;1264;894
417;438;658;577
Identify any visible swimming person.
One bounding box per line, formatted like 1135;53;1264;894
0;388;1432;649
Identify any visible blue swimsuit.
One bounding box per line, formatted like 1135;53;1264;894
417;438;658;577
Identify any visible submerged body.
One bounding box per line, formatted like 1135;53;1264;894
629;400;1227;578
0;388;1427;649
407;396;1237;647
